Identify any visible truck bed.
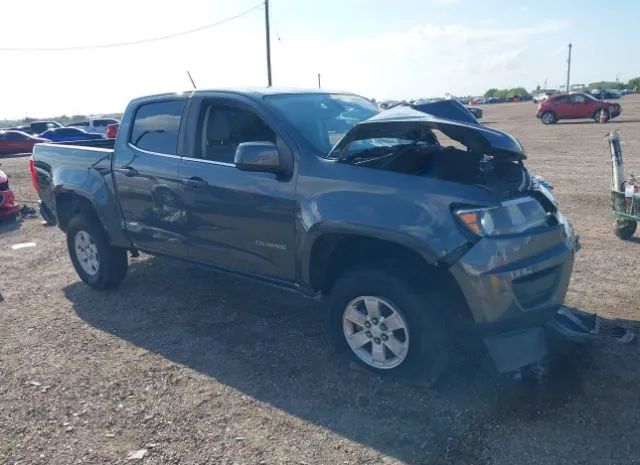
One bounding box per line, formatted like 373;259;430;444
47;138;116;149
32;139;119;234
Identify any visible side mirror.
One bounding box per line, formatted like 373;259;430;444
234;141;281;173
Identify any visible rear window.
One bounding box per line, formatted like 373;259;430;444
130;100;185;155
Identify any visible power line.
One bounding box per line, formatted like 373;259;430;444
0;3;263;52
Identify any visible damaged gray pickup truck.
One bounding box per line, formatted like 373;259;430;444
31;89;579;378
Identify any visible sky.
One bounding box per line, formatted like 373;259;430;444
1;0;639;120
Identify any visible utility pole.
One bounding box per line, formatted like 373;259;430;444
566;43;572;92
264;0;272;87
317;73;321;89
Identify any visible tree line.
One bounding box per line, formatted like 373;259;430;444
483;77;640;98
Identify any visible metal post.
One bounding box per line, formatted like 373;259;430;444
566;43;572;92
317;73;321;89
265;0;272;87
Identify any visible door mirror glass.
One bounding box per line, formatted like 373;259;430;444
235;142;281;173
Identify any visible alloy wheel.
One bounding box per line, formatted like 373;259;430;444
342;296;410;369
74;230;100;276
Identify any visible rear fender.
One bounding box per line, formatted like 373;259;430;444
52;167;130;248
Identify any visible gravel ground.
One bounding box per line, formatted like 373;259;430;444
2;97;640;465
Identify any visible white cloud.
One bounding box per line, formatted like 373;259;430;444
0;0;571;118
271;18;570;99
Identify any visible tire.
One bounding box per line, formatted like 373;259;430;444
594;108;610;123
328;267;450;382
66;214;128;290
614;220;637;240
540;111;556;124
38;201;56;225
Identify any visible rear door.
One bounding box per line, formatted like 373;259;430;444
552;95;573;119
178;95;297;281
112;98;189;257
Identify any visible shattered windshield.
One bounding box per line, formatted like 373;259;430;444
264;93;379;154
332;124;439;163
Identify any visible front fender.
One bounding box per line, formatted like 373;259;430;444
299;221;442;287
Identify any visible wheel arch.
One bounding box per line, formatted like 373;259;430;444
304;228;469;320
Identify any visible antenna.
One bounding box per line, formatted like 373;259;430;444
187;71;197;89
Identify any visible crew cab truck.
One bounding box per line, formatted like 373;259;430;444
31;89;578;378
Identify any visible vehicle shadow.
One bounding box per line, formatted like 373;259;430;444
0;217;22;235
63;256;620;464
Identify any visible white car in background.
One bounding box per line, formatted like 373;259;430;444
533;92;554;103
67;117;120;135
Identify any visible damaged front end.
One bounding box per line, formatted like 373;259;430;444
332;106;580;374
330;105;531;198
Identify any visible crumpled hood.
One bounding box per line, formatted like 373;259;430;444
332;105;526;161
412;99;479;125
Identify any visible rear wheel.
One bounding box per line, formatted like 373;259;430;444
540;111;556;124
66;215;128;289
614;220;637;240
329;267;451;382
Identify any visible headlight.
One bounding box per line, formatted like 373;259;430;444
455;197;549;237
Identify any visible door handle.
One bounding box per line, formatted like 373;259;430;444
116;166;138;177
182;177;208;188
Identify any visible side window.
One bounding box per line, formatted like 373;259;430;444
570;94;585;104
6;132;27;141
131;100;186;155
197;103;276;163
555;96;570;104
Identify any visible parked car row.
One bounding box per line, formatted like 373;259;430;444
0;116;120;155
468;95;532;105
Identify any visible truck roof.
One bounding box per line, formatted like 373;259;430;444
130;87;356;103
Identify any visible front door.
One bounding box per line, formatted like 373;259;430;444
179;97;297;281
567;93;589;118
112;98;189;257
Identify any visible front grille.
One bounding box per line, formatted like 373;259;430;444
0;181;8;191
512;266;559;309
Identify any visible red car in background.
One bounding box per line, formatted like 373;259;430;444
105;123;119;139
0;130;49;156
0;168;20;220
536;92;621;124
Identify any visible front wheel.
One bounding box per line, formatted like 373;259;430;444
614;220;637;240
329;267;450;381
540;111;556;124
66;215;128;289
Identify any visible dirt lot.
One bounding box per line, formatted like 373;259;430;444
3;97;640;465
